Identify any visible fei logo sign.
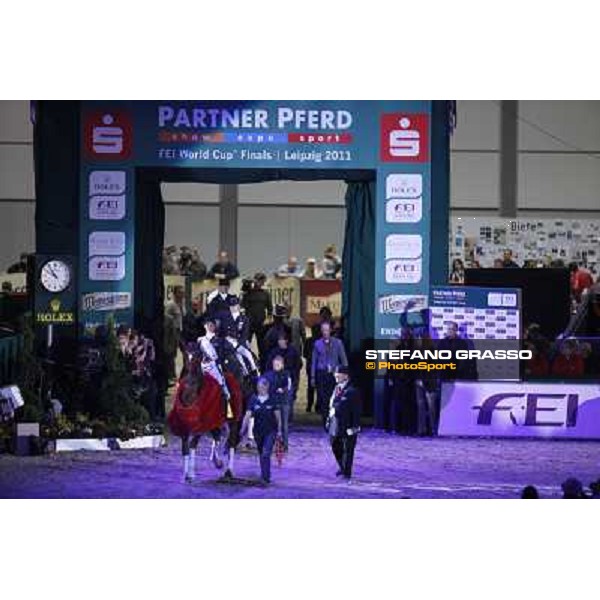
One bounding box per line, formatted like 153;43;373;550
439;381;600;439
380;114;429;162
84;111;133;160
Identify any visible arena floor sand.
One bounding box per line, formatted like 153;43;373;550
1;424;599;498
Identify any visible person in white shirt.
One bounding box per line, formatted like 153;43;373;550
197;317;230;401
226;296;260;376
275;256;302;278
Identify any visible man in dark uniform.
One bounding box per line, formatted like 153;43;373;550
241;272;273;356
327;366;361;481
226;295;259;376
206;279;236;331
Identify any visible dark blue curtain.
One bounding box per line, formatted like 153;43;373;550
342;180;376;414
134;171;165;340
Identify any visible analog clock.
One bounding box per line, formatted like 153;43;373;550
40;260;71;293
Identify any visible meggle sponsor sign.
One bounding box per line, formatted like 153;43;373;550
82;292;131;312
439;381;600;439
379;294;427;314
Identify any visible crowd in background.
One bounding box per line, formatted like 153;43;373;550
162;245;342;280
450;249;598;293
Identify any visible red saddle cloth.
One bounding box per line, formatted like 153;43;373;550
168;372;244;438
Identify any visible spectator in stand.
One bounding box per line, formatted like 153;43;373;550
551;339;585;379
569;262;595;303
449;258;465;284
192;249;208;279
302;257;322;279
275;256;302;278
523;341;550;379
311;321;348;427
322;244;342;279
163;246;179;274
493;258;504;268
208;250;240;281
578;342;595;377
241;272;273;355
6;252;29;274
501;249;520;268
179;247;207;279
178;246;193;275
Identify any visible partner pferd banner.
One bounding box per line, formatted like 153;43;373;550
75;100;450;337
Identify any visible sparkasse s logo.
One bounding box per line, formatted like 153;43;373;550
380;113;429;162
84;111;133;160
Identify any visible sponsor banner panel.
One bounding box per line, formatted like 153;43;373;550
439;381;600;439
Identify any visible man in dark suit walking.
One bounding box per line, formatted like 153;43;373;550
327;366;361;481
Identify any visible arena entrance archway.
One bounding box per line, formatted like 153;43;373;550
34;101;451;407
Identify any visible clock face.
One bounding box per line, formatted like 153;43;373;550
40;260;71;293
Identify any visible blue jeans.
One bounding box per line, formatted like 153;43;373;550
255;430;276;482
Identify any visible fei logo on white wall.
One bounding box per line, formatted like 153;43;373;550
89;171;127;220
385;234;423;260
88;232;126;257
89;196;126;220
385;259;422;284
89;255;126;281
385;174;423;223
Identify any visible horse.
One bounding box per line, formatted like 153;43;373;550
212;340;257;478
167;363;243;483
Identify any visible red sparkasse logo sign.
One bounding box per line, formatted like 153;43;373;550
84;110;133;160
380;113;429;163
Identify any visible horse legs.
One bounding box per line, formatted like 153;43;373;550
209;428;224;470
181;436;197;483
223;421;239;479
